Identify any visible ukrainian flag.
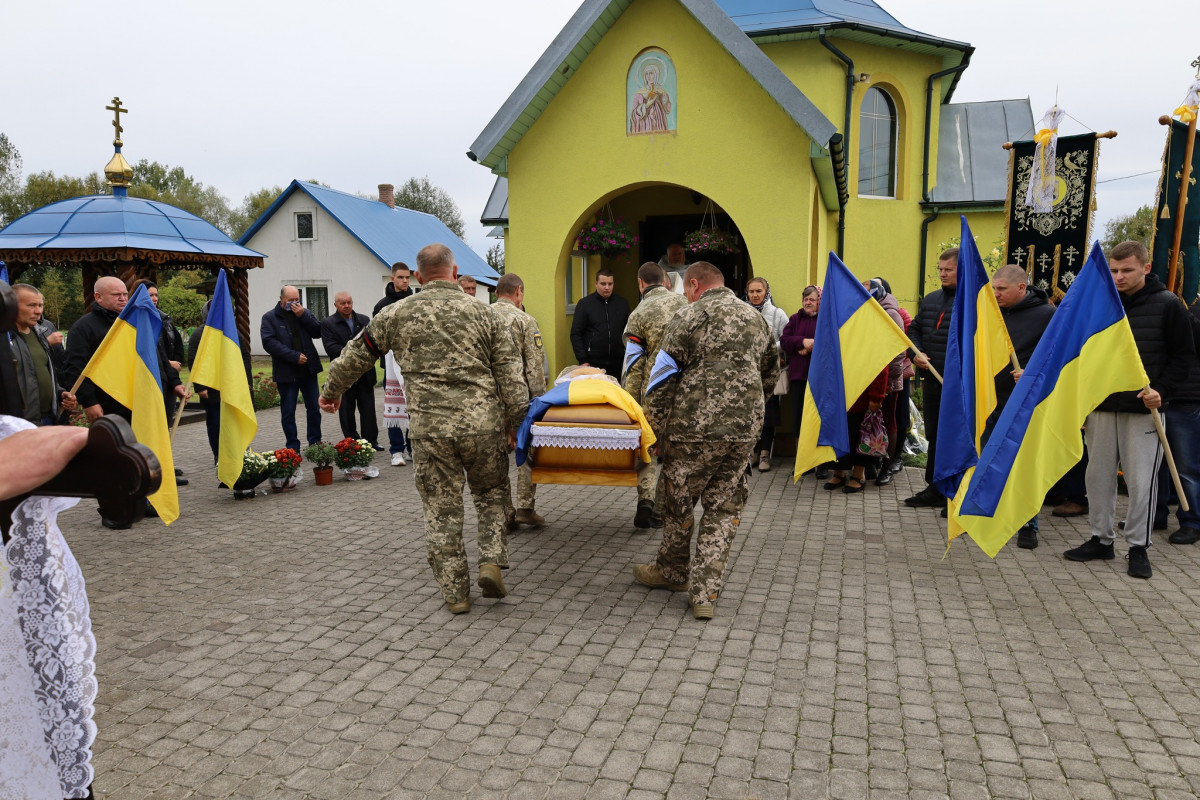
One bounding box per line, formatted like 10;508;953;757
190;270;258;489
76;283;178;523
957;242;1150;556
793;253;914;478
934;217;1015;542
515;378;656;466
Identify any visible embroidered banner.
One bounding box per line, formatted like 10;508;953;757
1150;119;1200;306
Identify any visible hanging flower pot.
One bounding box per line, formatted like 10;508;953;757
575;214;639;258
683;227;741;255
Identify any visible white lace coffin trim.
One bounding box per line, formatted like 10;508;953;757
530;425;641;451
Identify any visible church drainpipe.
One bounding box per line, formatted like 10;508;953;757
818;30;853;259
918;64;968;302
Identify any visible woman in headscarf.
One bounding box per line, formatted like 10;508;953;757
746;277;789;472
866;278;907;486
780;284;821;454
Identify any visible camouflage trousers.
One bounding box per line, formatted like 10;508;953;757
413;433;510;604
516;465;537;510
656;440;753;606
637;459;663;506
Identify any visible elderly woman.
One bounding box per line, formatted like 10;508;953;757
780;285;821;442
746;277;789;471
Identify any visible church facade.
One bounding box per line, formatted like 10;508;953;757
470;0;1030;374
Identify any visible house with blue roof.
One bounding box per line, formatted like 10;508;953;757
240;180;500;355
469;0;1032;384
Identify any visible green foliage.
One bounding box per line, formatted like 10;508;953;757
157;273;207;328
0;132;21;199
230;185;283;241
251;372;280;411
303;441;337;469
0;169;107;226
36;268;84;330
935;233;1006;274
486;241;505;275
1102;205;1155;251
395;176;466;238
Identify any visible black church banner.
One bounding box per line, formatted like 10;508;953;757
1150;119;1200;306
1003;133;1098;301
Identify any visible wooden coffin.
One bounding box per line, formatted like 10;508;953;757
529;403;641;487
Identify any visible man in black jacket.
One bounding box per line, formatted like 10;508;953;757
63;276;132;424
1063;241;1195;579
373;262;414;316
570;269;630;378
10;284;77;425
321;291;379;450
905;248;957;508
990;265;1055;548
1162;301;1200;545
261;285;323;451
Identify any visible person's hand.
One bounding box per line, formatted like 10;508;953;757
84;404;103;423
507;431;517;450
290;301;306;317
913;352;931;370
802;338;814;351
173;385;190;399
868;401;881;412
59;391;78;412
1138;386;1162;409
318;395;341;414
169;360;182;372
198;389;209;401
0;426;89;501
1011;369;1024;382
46;331;64;347
297;353;308;365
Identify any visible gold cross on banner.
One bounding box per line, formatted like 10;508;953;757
105;97;128;146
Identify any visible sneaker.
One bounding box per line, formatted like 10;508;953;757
633;501;654;529
889;457;904;474
448;600;471;614
1052;501;1088;517
1127;546;1152;579
632;563;688;592
1017;525;1039;549
477;564;507;598
904;487;945;508
757;451;771;472
1169;527;1200;545
391;452;406;466
1064;536;1115;562
874;471;893;487
514;508;545;526
691;601;714;620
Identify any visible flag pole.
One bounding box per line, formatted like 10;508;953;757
170;383;191;442
1147;386;1190;512
1159;113;1198;295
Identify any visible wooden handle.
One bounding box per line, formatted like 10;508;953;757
1148;389;1189;512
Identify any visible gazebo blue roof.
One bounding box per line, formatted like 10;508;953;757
0;194;264;261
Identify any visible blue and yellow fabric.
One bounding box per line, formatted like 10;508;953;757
516;378;656;466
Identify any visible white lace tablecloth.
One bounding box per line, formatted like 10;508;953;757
530;424;641;451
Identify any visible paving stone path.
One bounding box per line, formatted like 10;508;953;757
57;405;1200;799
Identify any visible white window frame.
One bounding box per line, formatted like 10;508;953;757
294;210;317;241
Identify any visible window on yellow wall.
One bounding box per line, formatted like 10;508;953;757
858;87;897;198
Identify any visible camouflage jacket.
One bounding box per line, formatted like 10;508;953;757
322;280;529;437
644;287;778;443
621;285;688;403
492;298;547;401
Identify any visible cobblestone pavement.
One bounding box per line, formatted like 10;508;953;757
57;405;1200;799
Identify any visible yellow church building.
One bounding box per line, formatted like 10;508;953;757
469;0;1032;374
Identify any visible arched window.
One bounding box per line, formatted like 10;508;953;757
858;87;897;197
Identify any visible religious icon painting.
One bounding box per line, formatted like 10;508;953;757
627;48;676;135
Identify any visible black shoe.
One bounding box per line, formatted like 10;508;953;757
176;476;189;487
874;471;893;487
634;501;654;529
1169;527;1200;545
100;509;132;530
144;501;159;519
1017;526;1038;549
1064;536;1115;562
889;458;904;474
174;467;183;476
940;506;948;518
904;487;945;508
815;467;831;480
1127;546;1152;579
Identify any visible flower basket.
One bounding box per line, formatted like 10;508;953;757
232;449;269;498
575;217;638;257
266;448;301;479
334;438;375;470
342;465;380;481
683;227;740;255
269;473;302;493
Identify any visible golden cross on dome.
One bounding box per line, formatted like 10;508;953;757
1193;55;1200;76
105;97;128;146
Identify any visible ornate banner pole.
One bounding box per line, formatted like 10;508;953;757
1163;59;1200;296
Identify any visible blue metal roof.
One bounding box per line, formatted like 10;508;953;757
717;0;921;37
240;181;500;286
0;194;264;259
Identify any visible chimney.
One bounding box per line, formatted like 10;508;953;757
379;183;395;208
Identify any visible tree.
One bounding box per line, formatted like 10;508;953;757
1102;205;1155;251
0;132;21;200
0;169;107;228
486;241;505;275
394;176;466;239
157;272;208;329
230;185;284;241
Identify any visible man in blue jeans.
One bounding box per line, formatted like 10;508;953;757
1163;301;1200;545
261;285;323;450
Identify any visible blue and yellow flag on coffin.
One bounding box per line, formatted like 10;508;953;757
76;283;178;523
793;252;914;478
933;217;1015;542
190;269;258;489
956;242;1150;557
514;377;656;465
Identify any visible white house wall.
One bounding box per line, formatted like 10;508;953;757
245;192;394;356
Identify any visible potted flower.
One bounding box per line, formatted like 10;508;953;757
232;449;269;499
683;227;741;255
575;217;639;257
266;448;302;492
334;437;376;480
304;442;337;486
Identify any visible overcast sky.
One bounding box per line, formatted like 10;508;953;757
5;1;1197;256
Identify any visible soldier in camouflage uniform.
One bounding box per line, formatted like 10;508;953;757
621;262;687;529
320;244;529;614
492;273;548;527
635;262;779;619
